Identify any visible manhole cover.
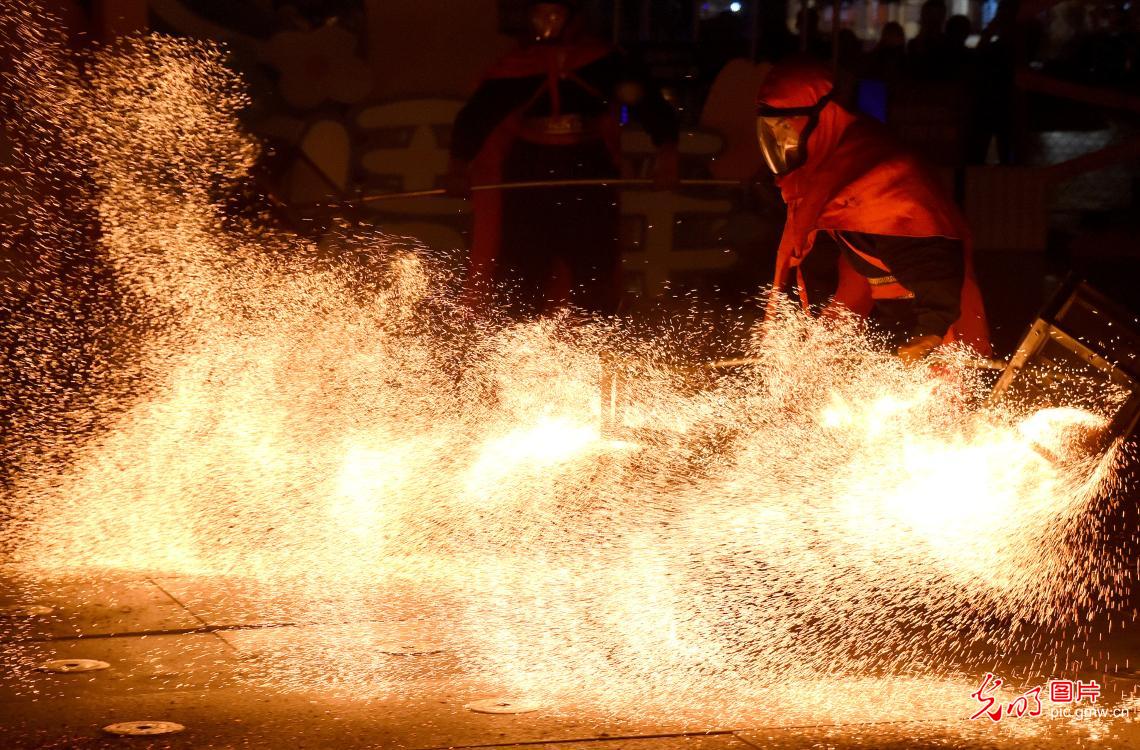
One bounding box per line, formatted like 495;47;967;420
376;642;446;656
0;605;54;618
38;659;110;673
103;721;185;736
464;697;542;714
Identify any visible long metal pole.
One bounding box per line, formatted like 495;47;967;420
705;355;1009;370
353;178;741;203
799;0;809;52
831;0;841;69
750;0;761;60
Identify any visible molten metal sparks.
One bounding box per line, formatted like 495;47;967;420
0;3;1135;734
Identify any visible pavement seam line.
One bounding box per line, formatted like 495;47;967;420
147;575;236;653
147;576;211;629
10;620;300;644
407;729;739;750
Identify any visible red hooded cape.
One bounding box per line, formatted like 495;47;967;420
756;60;991;356
467;40;619;289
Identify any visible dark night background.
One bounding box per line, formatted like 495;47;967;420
4;0;1140;354
3;5;1140;750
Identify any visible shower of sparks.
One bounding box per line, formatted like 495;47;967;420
1;2;1137;733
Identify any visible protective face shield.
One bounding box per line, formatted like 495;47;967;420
756;115;810;176
529;2;571;42
755;93;831;176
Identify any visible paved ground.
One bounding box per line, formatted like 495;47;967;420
2;251;1138;749
3;571;1140;749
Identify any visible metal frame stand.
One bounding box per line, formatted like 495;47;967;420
989;279;1140;452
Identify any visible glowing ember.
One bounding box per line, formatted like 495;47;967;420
0;3;1135;735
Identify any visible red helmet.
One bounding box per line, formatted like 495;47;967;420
755;59;835;112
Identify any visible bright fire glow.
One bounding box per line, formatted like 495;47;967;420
0;6;1135;733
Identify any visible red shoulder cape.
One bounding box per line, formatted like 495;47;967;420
467;41;618;295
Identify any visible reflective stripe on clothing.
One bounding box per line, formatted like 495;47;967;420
831;231;916;300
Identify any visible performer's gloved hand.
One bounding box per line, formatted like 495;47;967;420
444;158;472;198
897;334;943;365
652;144;680;191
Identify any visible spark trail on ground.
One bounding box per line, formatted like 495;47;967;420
0;4;1134;728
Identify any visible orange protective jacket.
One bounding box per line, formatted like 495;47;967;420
756;61;991;356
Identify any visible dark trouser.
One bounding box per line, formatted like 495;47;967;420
496;138;622;318
870;298;923;348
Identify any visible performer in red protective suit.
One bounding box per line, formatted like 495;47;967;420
755;59;991;362
448;0;679;318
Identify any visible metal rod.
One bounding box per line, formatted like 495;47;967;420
706;357;762;369
354;178;741;203
705;355;1009;370
799;0;809;52
750;0;761;61
831;0;841;69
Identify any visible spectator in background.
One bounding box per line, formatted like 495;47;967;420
946;14;973;56
1079;2;1137;86
945;14;979;79
755;0;800;61
863;21;907;82
795;7;833;60
944;15;977;80
833;28;864;108
857;21;906;123
908;0;950;77
970;0;1020;163
836;27;863;69
447;0;679;318
943;14;978;165
697;10;750;89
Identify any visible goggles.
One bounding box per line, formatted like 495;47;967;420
755;93;831;176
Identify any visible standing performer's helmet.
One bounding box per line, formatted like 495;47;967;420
527;0;580;42
754;62;835;176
